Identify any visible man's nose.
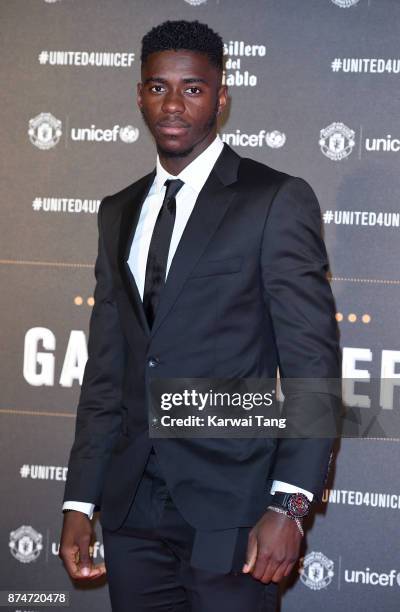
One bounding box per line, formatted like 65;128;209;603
161;90;185;114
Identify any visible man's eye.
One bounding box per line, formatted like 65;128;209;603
185;87;201;95
150;85;165;93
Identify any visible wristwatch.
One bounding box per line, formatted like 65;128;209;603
271;491;311;518
270;492;311;518
267;492;311;536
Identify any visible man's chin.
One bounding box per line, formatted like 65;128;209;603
157;143;194;158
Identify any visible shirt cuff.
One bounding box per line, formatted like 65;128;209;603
270;480;314;502
62;501;95;520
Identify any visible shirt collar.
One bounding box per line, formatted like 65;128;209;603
154;134;224;195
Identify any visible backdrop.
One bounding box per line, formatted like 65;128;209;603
1;1;399;610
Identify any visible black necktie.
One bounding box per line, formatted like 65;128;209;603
143;178;184;328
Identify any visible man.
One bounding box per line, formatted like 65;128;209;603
59;20;341;612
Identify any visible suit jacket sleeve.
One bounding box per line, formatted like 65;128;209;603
62;197;126;508
261;177;341;501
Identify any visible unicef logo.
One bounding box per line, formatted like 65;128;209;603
331;0;360;7
266;130;286;148
9;525;43;563
119;125;140;143
184;0;207;5
28;112;62;150
299;551;334;590
319;122;355;161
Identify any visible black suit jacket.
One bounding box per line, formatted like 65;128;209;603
63;143;341;532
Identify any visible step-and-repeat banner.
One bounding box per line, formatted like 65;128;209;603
1;1;399;610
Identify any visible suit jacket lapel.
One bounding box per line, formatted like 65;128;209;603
118;170;155;336
117;144;241;340
150;144;241;338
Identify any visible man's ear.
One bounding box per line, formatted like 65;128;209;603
137;82;143;110
217;84;228;116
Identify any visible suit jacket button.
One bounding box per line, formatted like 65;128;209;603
148;357;159;368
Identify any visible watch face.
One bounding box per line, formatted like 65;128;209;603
287;493;310;518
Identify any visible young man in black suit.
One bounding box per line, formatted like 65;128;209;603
59;20;341;611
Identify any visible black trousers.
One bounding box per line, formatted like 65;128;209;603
101;448;278;612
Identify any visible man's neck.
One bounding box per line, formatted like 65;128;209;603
157;131;218;176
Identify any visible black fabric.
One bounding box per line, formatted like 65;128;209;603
143;178;184;328
102;448;278;611
119;446;240;574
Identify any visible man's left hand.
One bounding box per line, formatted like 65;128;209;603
242;509;302;583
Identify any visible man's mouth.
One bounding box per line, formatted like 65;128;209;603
156;121;190;136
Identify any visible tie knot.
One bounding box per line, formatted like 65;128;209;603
164;178;184;202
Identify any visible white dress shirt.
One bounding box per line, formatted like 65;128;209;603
63;134;313;519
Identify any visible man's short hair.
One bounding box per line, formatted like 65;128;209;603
141;20;224;72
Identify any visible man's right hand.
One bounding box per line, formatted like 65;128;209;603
59;511;106;580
